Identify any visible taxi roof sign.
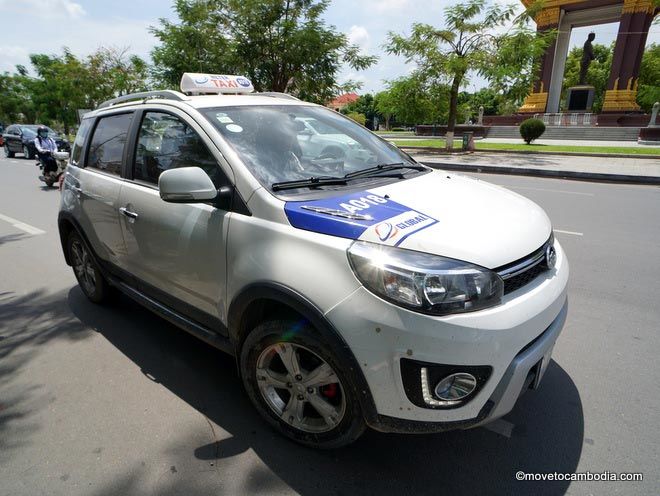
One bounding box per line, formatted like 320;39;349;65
180;73;254;95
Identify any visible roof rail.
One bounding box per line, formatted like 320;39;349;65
257;92;300;101
98;90;190;109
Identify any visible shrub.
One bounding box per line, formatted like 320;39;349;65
347;112;366;126
519;118;546;144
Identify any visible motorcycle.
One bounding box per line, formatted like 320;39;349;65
37;150;69;187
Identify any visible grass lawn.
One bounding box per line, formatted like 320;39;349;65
391;139;660;156
375;130;415;136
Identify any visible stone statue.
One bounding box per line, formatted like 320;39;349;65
579;33;596;85
650;102;659;127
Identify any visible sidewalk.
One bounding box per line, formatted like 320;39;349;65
412;151;660;185
387;135;652;148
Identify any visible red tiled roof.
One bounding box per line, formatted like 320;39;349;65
328;93;359;107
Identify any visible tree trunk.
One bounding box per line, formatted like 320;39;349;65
446;74;463;150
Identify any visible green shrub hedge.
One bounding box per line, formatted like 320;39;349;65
519;118;546;144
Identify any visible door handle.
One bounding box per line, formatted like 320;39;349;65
72;186;83;194
119;207;139;220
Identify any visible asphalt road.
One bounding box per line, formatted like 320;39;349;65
1;154;659;496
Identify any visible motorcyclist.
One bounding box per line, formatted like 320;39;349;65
34;126;58;176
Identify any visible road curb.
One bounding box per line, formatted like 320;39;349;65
398;145;660;160
421;161;660;185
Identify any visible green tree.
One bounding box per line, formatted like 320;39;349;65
457;87;514;120
28;49;91;134
0;67;35;124
341;94;379;128
86;47;149;102
346;112;366;126
0;47;148;133
374;90;396;130
378;76;449;127
638;43;659;112
387;0;552;148
151;0;376;103
561;43;612;112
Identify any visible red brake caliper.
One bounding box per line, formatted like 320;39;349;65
320;383;338;399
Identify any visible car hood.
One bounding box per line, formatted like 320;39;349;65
283;170;552;269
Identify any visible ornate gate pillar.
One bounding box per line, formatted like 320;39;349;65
519;7;560;113
602;0;658;112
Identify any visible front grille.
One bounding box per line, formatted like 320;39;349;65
496;234;554;295
503;262;547;294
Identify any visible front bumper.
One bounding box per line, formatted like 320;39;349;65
325;240;569;429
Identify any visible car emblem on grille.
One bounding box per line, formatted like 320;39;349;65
545;244;557;269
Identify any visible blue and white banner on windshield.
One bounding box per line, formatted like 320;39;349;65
284;191;438;247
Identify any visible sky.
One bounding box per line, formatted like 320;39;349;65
0;0;657;95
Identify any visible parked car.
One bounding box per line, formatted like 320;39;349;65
0;124;4;147
58;73;568;448
3;124;70;159
294;116;373;169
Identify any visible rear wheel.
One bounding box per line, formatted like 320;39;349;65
240;320;366;448
67;231;112;303
4;145;14;158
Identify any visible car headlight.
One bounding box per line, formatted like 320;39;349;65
347;241;504;315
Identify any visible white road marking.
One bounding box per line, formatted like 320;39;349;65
555;229;583;236
0;213;45;235
500;185;595;197
483;419;515;438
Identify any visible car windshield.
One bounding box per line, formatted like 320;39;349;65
23;126;57;137
202;105;416;190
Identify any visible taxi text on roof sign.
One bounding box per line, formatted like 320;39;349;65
180;73;254;94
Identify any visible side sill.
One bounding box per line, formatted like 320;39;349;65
110;277;235;356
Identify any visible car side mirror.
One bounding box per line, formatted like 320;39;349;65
158;167;218;203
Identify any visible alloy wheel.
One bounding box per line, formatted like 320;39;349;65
70;239;97;296
256;342;346;433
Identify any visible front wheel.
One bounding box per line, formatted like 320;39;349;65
4;145;14;158
240;320;366;449
23;145;34;159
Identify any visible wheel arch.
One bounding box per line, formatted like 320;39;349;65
58;212;95;267
228;282;378;423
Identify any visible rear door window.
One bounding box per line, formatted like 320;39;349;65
87;113;133;176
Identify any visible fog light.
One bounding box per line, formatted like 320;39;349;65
434;373;477;401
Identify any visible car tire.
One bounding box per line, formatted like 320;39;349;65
4;145;14;158
67;231;112;304
240;320;366;449
23;145;34;159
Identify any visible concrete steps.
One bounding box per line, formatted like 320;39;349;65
485;126;640;141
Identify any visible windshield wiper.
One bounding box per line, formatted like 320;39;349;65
272;176;347;191
271;163;428;191
343;162;428;180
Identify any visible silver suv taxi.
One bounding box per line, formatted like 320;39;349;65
59;74;568;448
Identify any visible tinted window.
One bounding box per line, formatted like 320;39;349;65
134;112;223;186
71;118;93;166
87;113;133;176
